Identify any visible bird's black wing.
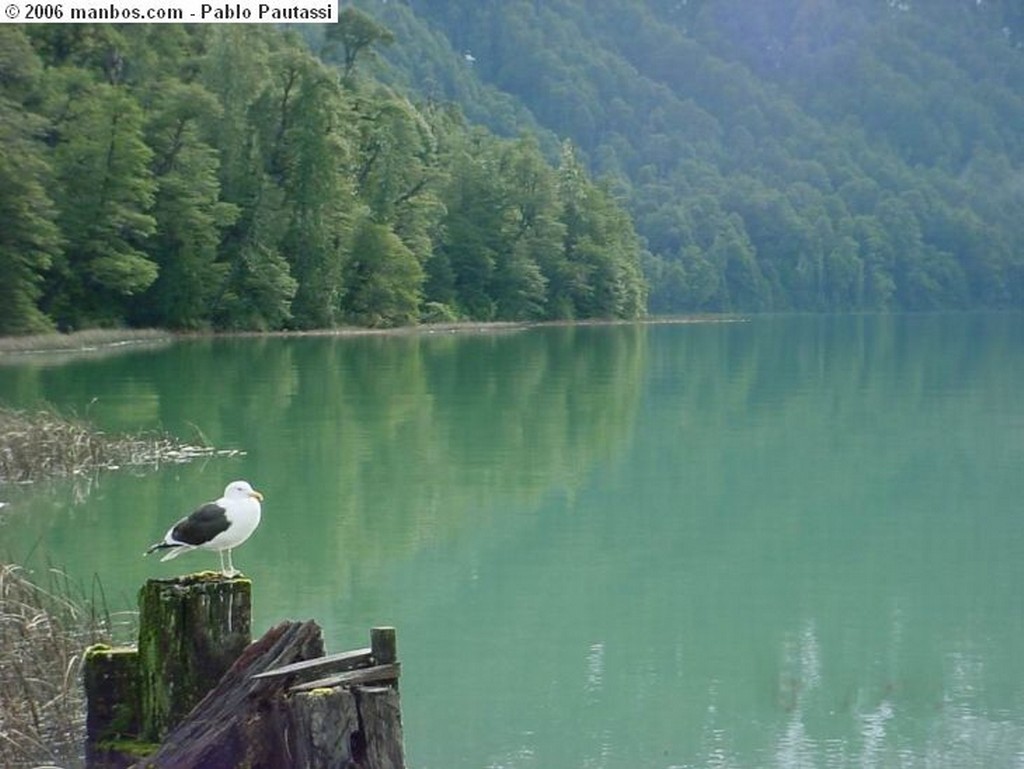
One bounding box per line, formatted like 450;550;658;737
171;503;230;546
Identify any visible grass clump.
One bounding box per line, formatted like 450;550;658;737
0;406;243;485
0;563;130;768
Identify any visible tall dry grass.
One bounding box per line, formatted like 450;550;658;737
0;563;130;769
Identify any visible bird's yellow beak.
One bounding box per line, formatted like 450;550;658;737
250;490;264;502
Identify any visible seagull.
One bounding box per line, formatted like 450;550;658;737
145;480;263;577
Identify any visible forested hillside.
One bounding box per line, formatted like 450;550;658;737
357;0;1024;312
0;21;645;335
4;4;1022;335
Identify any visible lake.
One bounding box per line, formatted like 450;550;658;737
1;314;1023;769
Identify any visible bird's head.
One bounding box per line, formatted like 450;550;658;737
225;480;264;502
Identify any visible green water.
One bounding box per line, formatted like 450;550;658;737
1;314;1023;768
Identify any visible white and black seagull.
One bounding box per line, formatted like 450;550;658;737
145;480;264;577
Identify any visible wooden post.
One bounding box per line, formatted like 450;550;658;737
137;574;252;742
83;645;141;769
285;686;362;766
281;626;404;769
84;574;252;766
371;626;397;665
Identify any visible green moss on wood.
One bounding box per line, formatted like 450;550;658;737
85;643;137;660
137;576;252;741
84;642;141;744
160;571;253;587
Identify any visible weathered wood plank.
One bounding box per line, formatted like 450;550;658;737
289;663;401;693
251;646;372;680
254;625;398;681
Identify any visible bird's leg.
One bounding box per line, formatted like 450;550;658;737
218;550;227;574
224;549;239;578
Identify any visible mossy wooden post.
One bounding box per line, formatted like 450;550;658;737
137;574;252;742
84;574;252;767
83;645;142;768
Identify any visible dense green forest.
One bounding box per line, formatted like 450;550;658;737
3;3;1023;335
0;20;645;335
355;0;1024;313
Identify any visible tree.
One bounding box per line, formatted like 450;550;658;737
270;52;356;328
351;85;442;265
436;132;505;319
326;7;395;84
556;142;646;318
712;214;767;311
491;137;563;320
45;81;157;328
0;28;61;335
200;27;298;330
341;216;423;327
135;81;237;329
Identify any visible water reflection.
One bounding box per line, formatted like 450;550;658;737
1;316;1023;768
0;325;648;623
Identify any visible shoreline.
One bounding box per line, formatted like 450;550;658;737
0;315;745;356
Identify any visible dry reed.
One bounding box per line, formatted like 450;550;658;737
0;406;243;485
0;563;130;769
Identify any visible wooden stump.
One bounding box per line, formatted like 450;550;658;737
84;574;252;766
284;686;362;767
137;574;252;742
83;645;141;769
280;681;404;768
84;576;405;768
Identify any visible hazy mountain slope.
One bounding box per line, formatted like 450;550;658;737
357;0;1024;312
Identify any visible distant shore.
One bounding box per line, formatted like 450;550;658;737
0;327;174;355
0;315;745;356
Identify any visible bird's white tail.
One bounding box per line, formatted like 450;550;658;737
159;545;194;562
